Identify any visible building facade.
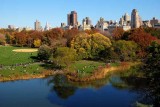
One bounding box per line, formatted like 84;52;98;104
119;13;131;26
131;9;142;28
82;17;92;30
150;17;160;27
67;11;78;27
95;17;109;31
34;20;42;31
44;22;52;31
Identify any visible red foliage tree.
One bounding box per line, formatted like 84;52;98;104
29;31;43;40
44;28;64;40
15;32;27;46
64;28;79;47
129;28;157;50
112;28;124;40
85;28;100;35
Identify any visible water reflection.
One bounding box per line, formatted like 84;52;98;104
47;70;159;107
48;75;139;107
47;74;111;98
121;75;160;106
109;73;159;106
47;74;137;107
48;74;77;99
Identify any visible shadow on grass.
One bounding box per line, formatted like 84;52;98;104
30;56;40;62
39;63;63;70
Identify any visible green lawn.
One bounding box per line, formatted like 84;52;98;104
0;64;44;77
0;46;37;65
69;60;106;77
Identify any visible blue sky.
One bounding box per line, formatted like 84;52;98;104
0;0;160;28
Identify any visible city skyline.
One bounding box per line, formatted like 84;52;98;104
0;0;160;28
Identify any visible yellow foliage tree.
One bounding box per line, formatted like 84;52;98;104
34;39;41;48
71;32;112;59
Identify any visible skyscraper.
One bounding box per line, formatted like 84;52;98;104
131;9;142;28
124;13;130;22
67;11;78;27
119;13;130;26
82;17;92;30
44;22;51;31
34;20;42;31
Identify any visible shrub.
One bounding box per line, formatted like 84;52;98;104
37;45;52;60
52;47;77;68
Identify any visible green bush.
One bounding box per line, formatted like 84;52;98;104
113;40;138;61
52;47;77;68
37;45;52;60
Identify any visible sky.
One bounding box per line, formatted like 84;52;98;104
0;0;160;29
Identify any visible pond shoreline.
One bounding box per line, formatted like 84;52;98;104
0;70;64;82
0;62;141;82
66;62;141;82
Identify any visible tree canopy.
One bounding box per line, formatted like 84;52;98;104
71;33;112;59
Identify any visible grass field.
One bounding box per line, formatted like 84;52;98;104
0;64;44;77
68;60;106;77
0;46;37;65
0;46;44;79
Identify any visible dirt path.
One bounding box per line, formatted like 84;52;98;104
12;49;38;52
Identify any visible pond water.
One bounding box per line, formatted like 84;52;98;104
0;74;149;107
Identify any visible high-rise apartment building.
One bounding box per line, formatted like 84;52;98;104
131;9;142;28
150;17;160;27
34;20;42;31
124;13;130;22
67;11;78;27
95;17;109;31
82;17;92;30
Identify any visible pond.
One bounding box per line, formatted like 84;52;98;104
0;73;152;107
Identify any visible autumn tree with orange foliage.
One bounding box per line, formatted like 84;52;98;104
0;33;6;45
44;28;66;47
112;28;124;40
29;31;43;40
63;28;79;47
15;32;27;46
44;28;64;40
84;28;99;35
27;31;43;47
129;28;157;50
129;28;157;58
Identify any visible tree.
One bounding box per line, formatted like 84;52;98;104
43;28;64;46
91;33;112;59
144;27;160;39
99;47;119;62
85;28;99;35
15;32;27;46
112;28;124;40
37;45;52;60
63;28;79;47
143;41;160;106
34;39;41;48
113;40;138;61
0;33;6;45
129;28;157;50
27;30;43;47
5;33;11;44
145;41;160;78
52;47;77;68
71;32;112;60
71;32;91;59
